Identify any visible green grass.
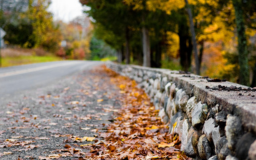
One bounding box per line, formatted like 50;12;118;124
100;56;117;62
2;55;63;67
161;59;182;71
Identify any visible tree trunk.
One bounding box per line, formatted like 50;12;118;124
178;20;192;72
125;27;130;64
142;26;151;67
199;40;204;70
184;0;200;75
155;41;162;68
251;62;256;87
232;0;250;86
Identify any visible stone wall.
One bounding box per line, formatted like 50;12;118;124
107;63;256;160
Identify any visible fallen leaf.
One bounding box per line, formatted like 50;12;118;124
70;101;79;105
48;154;60;158
3;152;12;155
80;144;92;147
97;99;104;103
158;142;175;148
81;128;90;130
82;137;95;142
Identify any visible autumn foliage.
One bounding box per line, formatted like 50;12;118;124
77;66;189;159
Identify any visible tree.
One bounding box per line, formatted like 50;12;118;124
26;0;61;51
232;0;250;86
184;0;200;74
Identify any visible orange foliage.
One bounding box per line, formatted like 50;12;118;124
79;65;189;159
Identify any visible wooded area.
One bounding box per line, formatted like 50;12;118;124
80;0;256;87
0;0;256;87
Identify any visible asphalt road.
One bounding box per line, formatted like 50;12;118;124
0;61;101;100
0;61;122;159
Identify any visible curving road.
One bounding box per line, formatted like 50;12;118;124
0;61;101;100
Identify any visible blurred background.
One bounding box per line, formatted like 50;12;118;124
0;0;256;87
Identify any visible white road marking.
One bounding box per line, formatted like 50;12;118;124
0;62;79;78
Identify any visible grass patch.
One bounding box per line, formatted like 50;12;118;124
2;55;63;67
161;59;182;71
100;56;117;62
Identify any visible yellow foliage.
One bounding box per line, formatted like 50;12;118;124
166;32;179;58
123;0;185;14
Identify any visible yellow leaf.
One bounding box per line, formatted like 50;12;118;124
173;122;177;129
52;104;55;107
81;137;95;142
119;84;126;90
145;125;159;130
158;142;175;148
134;92;140;97
80;144;92;147
97;99;104;103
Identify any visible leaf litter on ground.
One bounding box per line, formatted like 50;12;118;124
56;65;189;160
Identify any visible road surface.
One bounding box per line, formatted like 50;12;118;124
0;60;123;159
0;61;101;101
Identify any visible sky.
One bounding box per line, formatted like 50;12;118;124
48;0;85;23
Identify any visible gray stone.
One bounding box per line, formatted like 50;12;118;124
181;119;190;151
166;98;173;118
212;104;220;113
215;136;227;153
212;126;221;147
149;79;154;86
162;114;169;124
197;135;212;159
184;127;199;157
209;155;218;160
249;140;256;160
174;89;189;112
225;155;238;160
235;132;256;160
165;82;172;96
159;93;166;107
163;96;168;110
218;143;230;160
191;102;208;127
171;116;183;137
159;108;169;124
160;77;168;92
154;79;160;90
174;89;183;111
149;89;157;99
170;83;176;100
225;115;242;151
185;96;196;120
202;118;216;142
166;99;177;117
215;110;227;123
154;91;162;108
169;112;182;133
179;91;189;112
